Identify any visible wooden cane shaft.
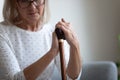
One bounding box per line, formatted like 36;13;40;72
59;39;66;80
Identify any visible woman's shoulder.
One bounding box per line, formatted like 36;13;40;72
0;21;14;37
0;20;12;26
0;21;7;33
0;21;11;41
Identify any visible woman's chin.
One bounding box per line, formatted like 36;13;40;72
27;14;40;21
26;17;40;23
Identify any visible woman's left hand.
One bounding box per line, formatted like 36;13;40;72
55;18;79;47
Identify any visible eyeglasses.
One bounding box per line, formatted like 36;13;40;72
17;0;45;8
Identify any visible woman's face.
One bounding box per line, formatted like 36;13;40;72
16;0;45;24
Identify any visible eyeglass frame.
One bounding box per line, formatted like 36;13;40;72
17;0;45;9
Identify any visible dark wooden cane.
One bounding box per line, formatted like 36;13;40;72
55;28;66;80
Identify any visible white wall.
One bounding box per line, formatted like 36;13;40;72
49;0;120;62
80;0;120;62
0;0;119;62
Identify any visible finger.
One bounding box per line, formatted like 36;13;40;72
56;23;71;34
61;18;65;22
58;21;70;28
57;19;70;26
61;18;70;25
56;23;70;34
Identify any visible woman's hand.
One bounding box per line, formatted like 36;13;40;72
56;18;81;79
55;18;79;47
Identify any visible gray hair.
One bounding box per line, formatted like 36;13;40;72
3;0;50;24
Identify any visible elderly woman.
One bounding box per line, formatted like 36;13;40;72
0;0;82;80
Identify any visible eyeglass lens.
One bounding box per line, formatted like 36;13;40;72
18;0;44;8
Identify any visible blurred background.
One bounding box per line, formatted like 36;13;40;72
49;0;120;62
0;0;120;62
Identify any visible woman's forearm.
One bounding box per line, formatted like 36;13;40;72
67;44;82;79
23;49;57;80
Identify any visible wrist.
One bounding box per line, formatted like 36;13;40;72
49;48;58;57
70;40;79;49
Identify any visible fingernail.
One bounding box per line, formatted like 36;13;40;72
61;18;65;22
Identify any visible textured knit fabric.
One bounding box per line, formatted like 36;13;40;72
0;21;80;80
0;21;60;80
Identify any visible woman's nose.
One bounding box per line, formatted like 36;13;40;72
29;2;37;9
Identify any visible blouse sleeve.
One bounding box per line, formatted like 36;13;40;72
0;35;26;80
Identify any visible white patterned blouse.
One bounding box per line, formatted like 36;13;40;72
0;21;80;80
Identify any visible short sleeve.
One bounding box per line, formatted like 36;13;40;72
0;35;26;80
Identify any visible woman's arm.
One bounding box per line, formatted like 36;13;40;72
0;36;26;80
24;32;59;80
0;32;59;80
67;40;81;79
55;18;82;79
24;49;58;80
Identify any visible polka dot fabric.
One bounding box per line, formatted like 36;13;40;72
0;21;55;80
0;21;81;80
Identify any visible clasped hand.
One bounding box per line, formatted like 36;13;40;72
50;18;79;56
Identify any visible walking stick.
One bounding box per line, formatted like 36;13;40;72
55;28;66;80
